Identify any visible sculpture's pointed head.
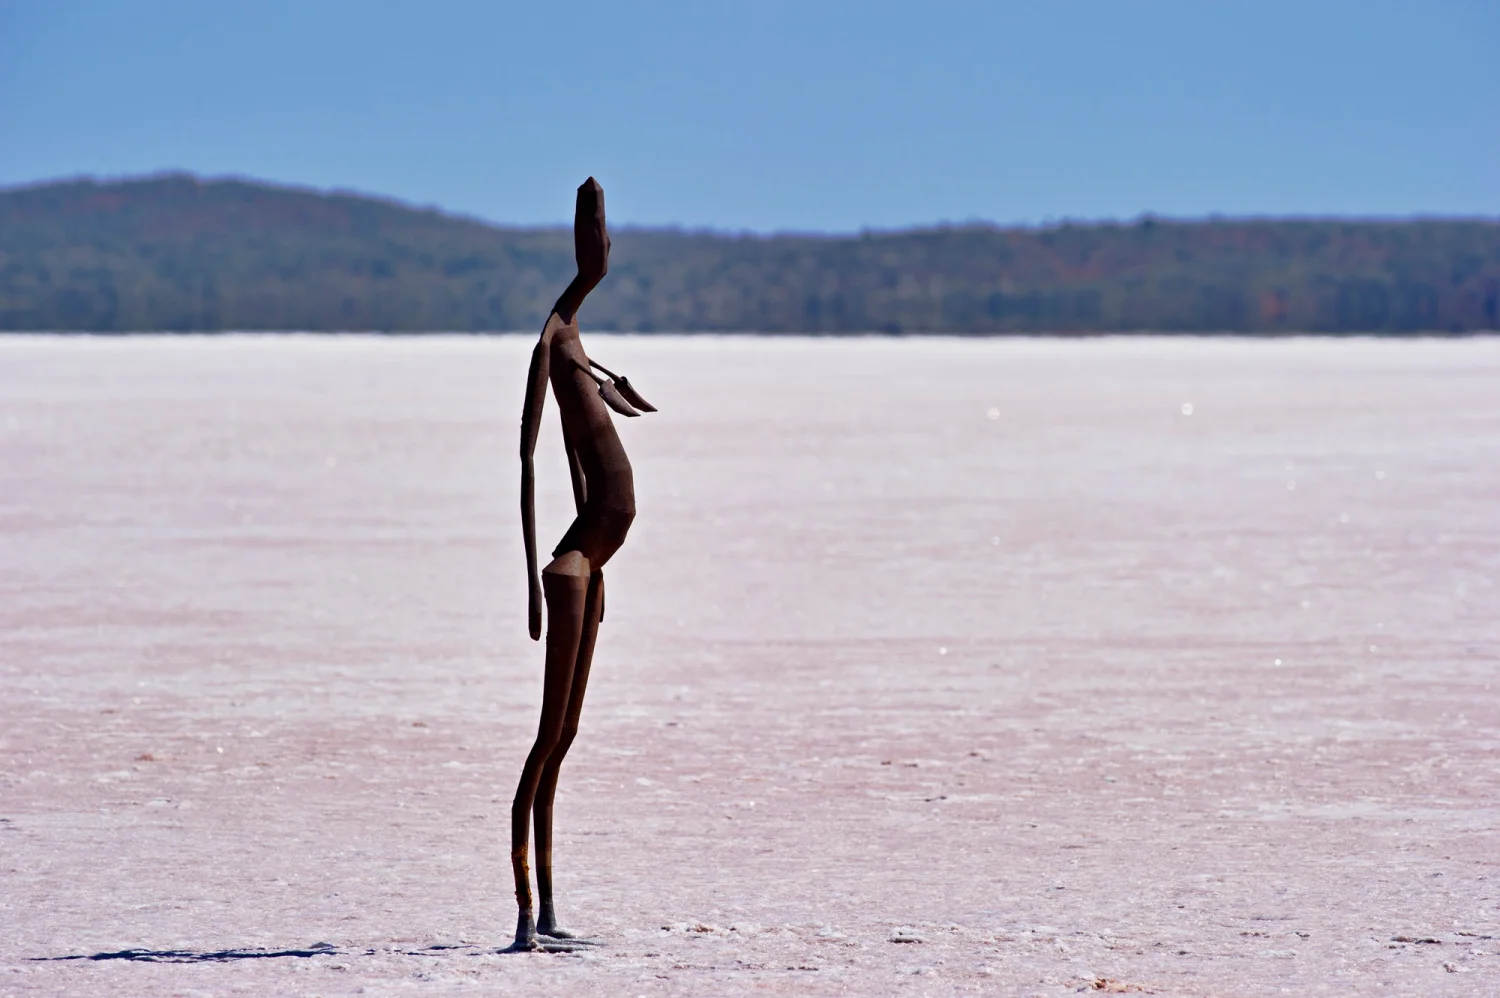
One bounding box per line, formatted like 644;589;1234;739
574;177;610;282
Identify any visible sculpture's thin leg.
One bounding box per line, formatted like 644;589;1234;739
507;553;589;951
534;568;604;939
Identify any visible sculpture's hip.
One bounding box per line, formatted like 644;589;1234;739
553;438;634;568
552;494;634;568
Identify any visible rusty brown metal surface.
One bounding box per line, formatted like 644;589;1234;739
511;180;654;950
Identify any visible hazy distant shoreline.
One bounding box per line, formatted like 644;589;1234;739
4;174;1498;335
5;329;1495;341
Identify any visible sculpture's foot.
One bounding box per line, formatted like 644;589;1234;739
501;908;540;953
537;904;604;946
538;926;604;946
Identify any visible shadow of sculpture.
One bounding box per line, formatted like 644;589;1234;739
34;943;343;963
34;938;598;963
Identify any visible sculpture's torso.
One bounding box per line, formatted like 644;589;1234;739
546;317;635;563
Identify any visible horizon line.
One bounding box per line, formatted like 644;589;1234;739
6;169;1498;238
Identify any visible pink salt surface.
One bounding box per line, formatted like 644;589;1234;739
1;334;1497;997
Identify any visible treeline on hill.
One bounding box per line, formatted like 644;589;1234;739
2;174;1498;333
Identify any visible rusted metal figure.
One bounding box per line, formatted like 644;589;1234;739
508;178;654;952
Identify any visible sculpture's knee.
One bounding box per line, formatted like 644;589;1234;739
543;550;591;579
553;723;580;759
521;724;567;777
536;718;570;759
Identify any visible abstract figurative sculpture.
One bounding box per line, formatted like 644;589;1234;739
508;178;654;951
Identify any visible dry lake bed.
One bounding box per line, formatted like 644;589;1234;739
1;334;1497;996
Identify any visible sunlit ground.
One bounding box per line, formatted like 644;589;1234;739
2;334;1497;996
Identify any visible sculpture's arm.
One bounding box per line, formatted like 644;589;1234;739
588;357;656;413
520;319;556;641
552;177;611;325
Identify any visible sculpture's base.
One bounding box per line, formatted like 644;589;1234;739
541;933;604;947
499;937;602;954
500;908;603;953
537;900;603;944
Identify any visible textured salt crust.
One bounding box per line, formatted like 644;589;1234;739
1;334;1497;996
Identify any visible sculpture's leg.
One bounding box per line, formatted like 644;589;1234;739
506;552;589;952
534;569;604;939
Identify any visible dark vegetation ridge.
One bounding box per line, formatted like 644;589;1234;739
2;174;1497;333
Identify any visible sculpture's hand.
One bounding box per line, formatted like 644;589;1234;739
578;357;655;415
611;376;656;413
528;579;543;641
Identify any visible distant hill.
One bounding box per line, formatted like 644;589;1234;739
2;174;1497;333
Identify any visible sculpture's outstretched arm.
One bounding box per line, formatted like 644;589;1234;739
567;357;642;417
520;317;557;641
552;177;611;325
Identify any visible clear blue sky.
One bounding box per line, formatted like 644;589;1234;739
1;0;1495;231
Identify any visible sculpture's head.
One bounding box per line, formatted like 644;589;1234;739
574;177;611;284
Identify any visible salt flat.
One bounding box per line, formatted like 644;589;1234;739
1;334;1497;996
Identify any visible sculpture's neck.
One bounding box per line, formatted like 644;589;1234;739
553;274;601;326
